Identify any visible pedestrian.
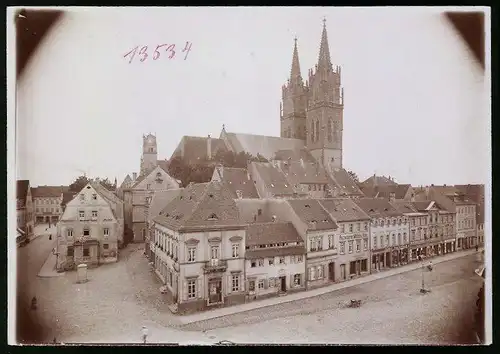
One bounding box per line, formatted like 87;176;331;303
53;337;57;344
141;325;148;344
476;244;479;252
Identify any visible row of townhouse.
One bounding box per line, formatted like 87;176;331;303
55;182;124;271
145;180;472;315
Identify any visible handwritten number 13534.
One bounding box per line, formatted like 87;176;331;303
124;41;192;64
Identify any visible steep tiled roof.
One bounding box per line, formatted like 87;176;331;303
319;198;370;222
61;191;77;208
287;199;338;230
222;131;305;160
360;184;411;199
157;160;169;173
31;185;68;198
213;166;259;198
246;245;305;259
148;188;184;223
411;201;434;212
16;180;30;202
154;181;243;231
390;200;420;214
352;198;402;218
172;136;227;163
246;222;302;246
361;175;397;187
328;168;364;196
273;149;316;163
234;198;285;223
280;160;330;185
251;162;296;196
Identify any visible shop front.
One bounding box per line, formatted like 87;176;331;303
371;249;389;272
389;246;410;267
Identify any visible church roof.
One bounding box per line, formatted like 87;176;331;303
279;160;330;185
171;135;226;164
221;131;305;160
273;149;315;163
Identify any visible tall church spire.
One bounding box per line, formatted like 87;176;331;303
317;18;332;71
290;37;302;84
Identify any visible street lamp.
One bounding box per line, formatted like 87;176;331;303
419;255;431;294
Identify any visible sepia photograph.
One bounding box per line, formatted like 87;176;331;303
8;6;491;346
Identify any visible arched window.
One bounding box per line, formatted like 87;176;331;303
315;120;320;142
311;121;315;142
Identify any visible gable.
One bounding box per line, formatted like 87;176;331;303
62;183;117;222
133;166;178;190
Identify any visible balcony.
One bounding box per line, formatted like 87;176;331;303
203;259;227;274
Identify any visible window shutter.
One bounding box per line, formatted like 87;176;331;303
197;278;202;298
264;279;268;289
183;281;187;301
245;280;250;292
227;275;232;293
301;273;305;286
290;274;294;288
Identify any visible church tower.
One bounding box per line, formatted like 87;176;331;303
140;133;158;175
306;20;344;169
280;38;308;141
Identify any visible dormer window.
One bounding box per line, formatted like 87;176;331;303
156;172;161;178
208;213;218;220
305;204;310;208
92;194;97;200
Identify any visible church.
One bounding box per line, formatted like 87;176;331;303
170;20;362;198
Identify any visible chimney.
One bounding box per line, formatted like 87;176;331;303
373;173;377;187
133;172;137;181
300;158;305;168
207;134;212;160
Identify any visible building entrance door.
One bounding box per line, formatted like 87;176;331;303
328;262;335;281
280;276;286;292
340;264;346;280
208;279;222;304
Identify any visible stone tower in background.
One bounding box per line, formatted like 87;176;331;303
306;19;344;169
280;20;344;169
280;38;308;141
140;133;158;176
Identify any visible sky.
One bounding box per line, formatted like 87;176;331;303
13;7;490;187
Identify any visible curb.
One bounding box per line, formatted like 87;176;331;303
37;247;65;278
178;250;477;325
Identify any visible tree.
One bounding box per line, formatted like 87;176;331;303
168;150;268;187
347;170;359;183
69;175;90;192
69;175;116;192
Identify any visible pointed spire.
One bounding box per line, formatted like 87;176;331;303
289;37;302;85
317;18;332;71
